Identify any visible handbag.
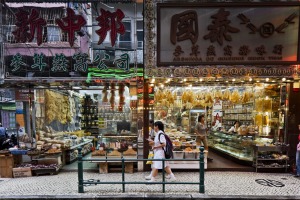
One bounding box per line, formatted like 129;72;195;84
146;151;154;164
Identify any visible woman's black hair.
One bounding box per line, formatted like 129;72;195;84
233;121;240;126
149;119;154;125
154;121;164;132
198;115;205;122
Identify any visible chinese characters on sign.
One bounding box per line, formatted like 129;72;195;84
11;7;125;47
12;8;46;46
96;9;125;46
56;8;87;47
203;8;240;46
158;5;299;65
9;53;130;73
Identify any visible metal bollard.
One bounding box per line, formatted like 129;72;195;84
199;146;205;193
78;147;84;193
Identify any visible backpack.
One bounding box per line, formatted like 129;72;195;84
158;132;173;159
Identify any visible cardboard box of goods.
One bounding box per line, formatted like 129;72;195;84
13;167;32;178
0;155;14;178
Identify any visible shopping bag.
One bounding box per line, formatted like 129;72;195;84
146;151;154;164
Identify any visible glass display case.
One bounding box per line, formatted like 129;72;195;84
208;131;254;162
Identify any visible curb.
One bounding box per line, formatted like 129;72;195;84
1;194;300;200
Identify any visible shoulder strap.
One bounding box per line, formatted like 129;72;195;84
158;132;164;143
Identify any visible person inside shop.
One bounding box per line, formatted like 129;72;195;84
195;115;213;161
228;121;240;133
145;121;176;182
0;123;9;150
16;123;29;143
145;119;155;180
295;124;300;178
117;120;131;134
149;119;155;140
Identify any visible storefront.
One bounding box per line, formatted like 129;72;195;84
143;1;300;171
0;1;145;177
1;0;300;177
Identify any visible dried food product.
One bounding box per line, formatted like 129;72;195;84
184;147;193;152
118;83;125;111
255;114;263;126
107;149;121;157
213;90;222;99
45;90;70;124
45;148;62;154
92;150;106;156
102;83;109;102
173;141;181;146
263;115;269;126
255;98;263;112
230;90;240;103
222;89;231;100
123;148;137;156
182;90;194;104
263;99;272;112
154;89;163;103
241;91;252;103
205;92;213;104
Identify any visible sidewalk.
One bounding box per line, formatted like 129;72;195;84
0;170;300;199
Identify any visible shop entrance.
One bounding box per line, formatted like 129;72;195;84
151;78;288;172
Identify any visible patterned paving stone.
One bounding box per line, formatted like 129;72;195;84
0;171;299;198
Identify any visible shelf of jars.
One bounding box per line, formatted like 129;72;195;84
222;101;254;131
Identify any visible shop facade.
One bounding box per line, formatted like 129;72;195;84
0;0;300;177
143;1;300;171
0;0;146;177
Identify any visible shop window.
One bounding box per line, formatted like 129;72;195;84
46;19;68;42
119;20;131;49
4;25;16;43
136;20;143;49
118;20;144;50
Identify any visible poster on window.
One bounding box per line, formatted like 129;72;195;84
212;110;222;130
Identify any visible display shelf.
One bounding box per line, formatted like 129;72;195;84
222;101;254;131
66;139;93;150
63;139;93;164
100;135;136;138
252;145;289;172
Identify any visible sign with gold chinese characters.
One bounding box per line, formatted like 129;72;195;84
157;3;300;66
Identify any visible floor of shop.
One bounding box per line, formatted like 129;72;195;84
61;153;98;172
61;151;254;172
207;150;254;172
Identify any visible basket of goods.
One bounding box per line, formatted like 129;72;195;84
173;149;184;159
27;150;42;156
107;148;122;157
122;147;137;156
247;125;257;135
0;150;10;155
45;148;62;155
10;149;28;155
184;147;196;159
91;149;106;157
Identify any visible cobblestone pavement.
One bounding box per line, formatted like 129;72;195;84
0;171;300;199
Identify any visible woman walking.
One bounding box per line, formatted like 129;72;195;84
146;121;176;182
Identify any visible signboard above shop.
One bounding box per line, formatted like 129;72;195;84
157;3;300;66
